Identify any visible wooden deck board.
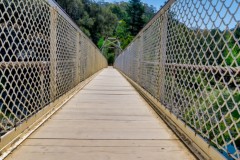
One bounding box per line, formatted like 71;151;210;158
6;67;195;160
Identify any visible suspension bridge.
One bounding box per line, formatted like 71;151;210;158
0;0;239;159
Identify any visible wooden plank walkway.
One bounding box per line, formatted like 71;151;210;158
6;67;195;160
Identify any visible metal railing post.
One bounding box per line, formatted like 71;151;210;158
76;33;81;85
50;7;58;102
114;0;240;159
159;13;167;102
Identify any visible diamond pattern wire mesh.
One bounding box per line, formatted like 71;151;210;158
55;14;77;99
0;0;107;137
115;0;240;159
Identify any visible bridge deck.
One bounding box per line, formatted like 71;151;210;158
6;67;195;160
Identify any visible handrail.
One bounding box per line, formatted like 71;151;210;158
0;0;107;152
115;0;240;159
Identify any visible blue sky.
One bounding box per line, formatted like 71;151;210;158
102;0;166;10
101;0;239;30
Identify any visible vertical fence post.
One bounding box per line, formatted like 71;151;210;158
159;12;168;103
139;36;143;87
136;37;140;84
50;7;57;101
75;33;81;85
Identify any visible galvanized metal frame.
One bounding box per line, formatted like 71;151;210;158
0;70;101;158
119;70;225;160
115;0;240;159
0;0;107;154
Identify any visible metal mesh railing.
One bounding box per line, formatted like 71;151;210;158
0;0;107;137
115;0;240;159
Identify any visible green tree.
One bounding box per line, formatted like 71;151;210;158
127;0;145;36
97;37;105;49
55;0;155;48
142;4;156;23
77;11;95;37
108;2;129;21
115;20;133;49
89;5;118;44
55;0;84;21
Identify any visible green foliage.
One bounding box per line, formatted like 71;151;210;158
142;4;156;23
166;19;240;152
77;11;95;37
127;0;145;36
55;0;84;21
107;53;115;65
55;0;156;49
109;3;128;21
115;20;134;49
97;37;105;49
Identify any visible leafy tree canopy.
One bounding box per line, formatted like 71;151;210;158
55;0;157;49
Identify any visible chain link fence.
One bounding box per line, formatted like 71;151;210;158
115;0;240;159
0;0;107;137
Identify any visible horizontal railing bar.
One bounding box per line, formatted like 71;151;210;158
140;61;240;72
